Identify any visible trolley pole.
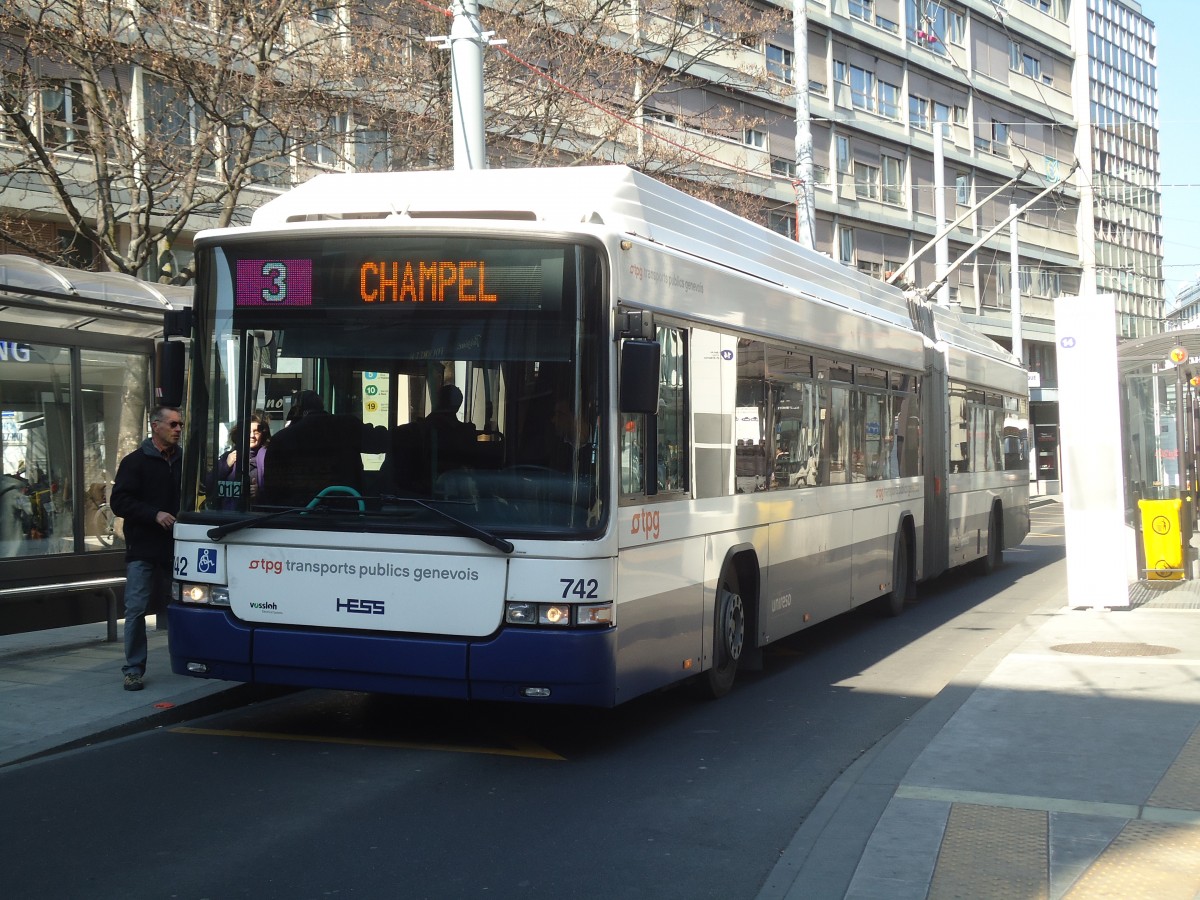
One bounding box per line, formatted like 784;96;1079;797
429;0;505;171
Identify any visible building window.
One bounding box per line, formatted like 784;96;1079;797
767;45;794;84
882;156;903;205
908;0;947;55
677;3;701;26
835;135;851;176
743;128;767;150
910;96;930;131
838;226;855;263
855;162;880;201
849;66;876;112
770;211;796;239
849;0;873;25
1009;41;1043;81
858;259;882;279
933;102;951;132
41;79;89;149
353;126;391;172
946;10;965;44
301;114;347;170
878;82;901;120
955;173;970;205
772;157;796;178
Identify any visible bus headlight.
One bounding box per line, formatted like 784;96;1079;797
179;583;231;607
504;601;613;627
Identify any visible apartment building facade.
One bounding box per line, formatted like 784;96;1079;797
1;2;1162;471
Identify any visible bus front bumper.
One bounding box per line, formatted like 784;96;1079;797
167;604;618;706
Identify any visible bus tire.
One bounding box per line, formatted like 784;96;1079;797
702;573;745;699
881;528;910;617
976;508;1002;575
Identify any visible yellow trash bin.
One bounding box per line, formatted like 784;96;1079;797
1139;498;1185;581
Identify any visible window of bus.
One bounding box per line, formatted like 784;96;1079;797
852;365;889;482
620;326;688;497
766;347;818;490
892;371;922;477
949;382;969;473
818;358;853;484
735;340;768;493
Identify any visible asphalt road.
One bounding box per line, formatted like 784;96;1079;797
1;506;1064;899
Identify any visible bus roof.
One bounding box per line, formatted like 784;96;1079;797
231;166;1023;379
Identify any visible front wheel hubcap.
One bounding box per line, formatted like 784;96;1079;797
721;590;745;662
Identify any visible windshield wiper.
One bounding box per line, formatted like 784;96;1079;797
206;503;333;541
384;495;514;554
205;492;514;555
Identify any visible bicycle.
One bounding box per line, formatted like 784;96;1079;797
88;481;120;547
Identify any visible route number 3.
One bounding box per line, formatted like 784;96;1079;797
261;261;288;303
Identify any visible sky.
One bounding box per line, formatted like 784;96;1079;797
1151;2;1200;302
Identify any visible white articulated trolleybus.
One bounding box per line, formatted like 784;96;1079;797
167;166;1030;706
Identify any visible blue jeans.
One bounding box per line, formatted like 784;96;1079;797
123;560;171;676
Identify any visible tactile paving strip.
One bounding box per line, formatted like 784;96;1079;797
1149;726;1200;811
1063;820;1200;899
928;803;1048;899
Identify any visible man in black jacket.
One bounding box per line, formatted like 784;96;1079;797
111;406;183;691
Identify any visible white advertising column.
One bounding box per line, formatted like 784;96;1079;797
1054;293;1131;608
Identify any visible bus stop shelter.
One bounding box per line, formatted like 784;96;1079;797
0;254;191;635
1118;328;1200;581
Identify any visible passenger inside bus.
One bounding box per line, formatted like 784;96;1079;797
262;391;387;506
385;384;482;496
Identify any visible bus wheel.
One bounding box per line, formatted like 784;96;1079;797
703;576;745;699
882;529;910;617
976;509;1002;575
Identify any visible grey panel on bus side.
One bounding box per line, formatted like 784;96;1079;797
694;412;731;500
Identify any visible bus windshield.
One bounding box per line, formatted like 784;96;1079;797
187;235;607;538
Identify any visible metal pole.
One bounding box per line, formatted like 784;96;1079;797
449;0;486;171
793;1;815;249
1010;202;1022;363
933;126;949;305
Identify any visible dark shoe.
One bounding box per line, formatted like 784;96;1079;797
123;673;144;691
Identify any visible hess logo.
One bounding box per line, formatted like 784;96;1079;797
336;597;385;615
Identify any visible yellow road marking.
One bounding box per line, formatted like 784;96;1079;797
170;725;566;760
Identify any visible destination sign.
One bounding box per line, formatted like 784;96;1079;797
359;260;497;304
228;239;565;312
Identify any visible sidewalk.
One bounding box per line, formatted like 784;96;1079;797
0;616;236;767
760;504;1200;899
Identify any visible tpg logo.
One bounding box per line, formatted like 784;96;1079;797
630;509;661;541
337;597;385;615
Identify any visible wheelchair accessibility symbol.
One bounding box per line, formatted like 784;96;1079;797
198;548;218;574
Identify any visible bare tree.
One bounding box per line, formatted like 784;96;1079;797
0;0;450;279
0;0;795;280
482;0;793;215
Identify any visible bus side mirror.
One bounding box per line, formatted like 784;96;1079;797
156;341;186;408
619;340;660;414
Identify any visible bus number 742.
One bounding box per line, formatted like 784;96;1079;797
561;578;599;599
